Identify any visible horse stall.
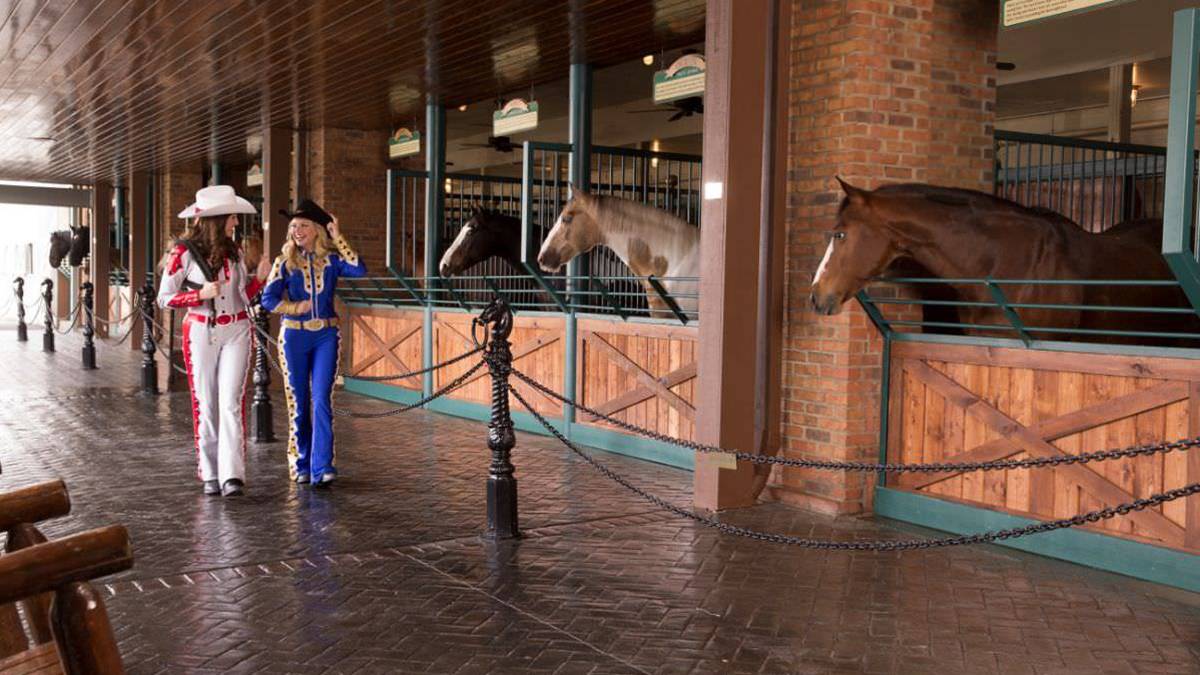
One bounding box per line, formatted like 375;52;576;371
854;131;1200;582
339;141;702;468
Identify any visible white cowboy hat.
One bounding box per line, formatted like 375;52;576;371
177;185;257;219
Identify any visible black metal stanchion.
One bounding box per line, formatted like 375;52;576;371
480;296;519;540
252;299;275;442
41;279;54;353
14;277;26;342
81;281;96;369
140;279;158;395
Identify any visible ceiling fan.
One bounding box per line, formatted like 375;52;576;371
460;135;519;153
626;96;704;122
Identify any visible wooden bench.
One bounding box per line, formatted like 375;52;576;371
0;480;133;675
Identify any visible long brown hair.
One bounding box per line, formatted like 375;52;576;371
181;215;239;270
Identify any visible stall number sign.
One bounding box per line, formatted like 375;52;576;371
1002;0;1121;28
653;54;706;104
388;128;421;159
493;99;538;136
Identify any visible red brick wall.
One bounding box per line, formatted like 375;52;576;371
768;0;996;515
307;128;390;272
156;170;202;263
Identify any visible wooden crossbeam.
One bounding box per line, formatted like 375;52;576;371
585;362;697;421
351;317;419;378
902;379;1189;490
583;332;696;421
906;361;1186;544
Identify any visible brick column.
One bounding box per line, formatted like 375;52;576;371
770;0;996;515
157;171;202;262
307;127;389;272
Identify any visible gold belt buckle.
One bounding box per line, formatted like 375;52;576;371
303;318;324;331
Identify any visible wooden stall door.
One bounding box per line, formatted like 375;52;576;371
887;342;1200;553
577;318;699;442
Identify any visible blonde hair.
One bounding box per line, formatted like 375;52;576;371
280;219;332;271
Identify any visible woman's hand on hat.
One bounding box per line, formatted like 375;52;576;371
326;216;340;239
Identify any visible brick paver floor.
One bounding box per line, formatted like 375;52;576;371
1;323;1198;674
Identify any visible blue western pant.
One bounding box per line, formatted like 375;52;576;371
260;234;366;483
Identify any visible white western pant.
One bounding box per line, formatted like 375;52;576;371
182;317;251;483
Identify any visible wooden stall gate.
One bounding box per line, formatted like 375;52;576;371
885;341;1200;554
343;305;699;467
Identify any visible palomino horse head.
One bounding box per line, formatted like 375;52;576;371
809;178;904;315
439;205;521;277
537;188;605;273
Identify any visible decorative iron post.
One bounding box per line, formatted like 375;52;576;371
14;277;26;342
41;278;54;353
251;298;275;442
480;296;519;540
81;281;96;369
140;278;158;395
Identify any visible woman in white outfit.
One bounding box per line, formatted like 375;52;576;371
157;186;269;497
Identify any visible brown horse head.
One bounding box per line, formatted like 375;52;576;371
537;188;604;272
67;225;89;267
439;205;522;277
48;230;72;268
809;178;905;315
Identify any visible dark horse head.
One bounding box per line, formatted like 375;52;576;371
48;226;89;269
438;206;522;277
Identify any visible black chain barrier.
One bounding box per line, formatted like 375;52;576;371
247;321;486;419
506;383;1200;550
505;364;1198;474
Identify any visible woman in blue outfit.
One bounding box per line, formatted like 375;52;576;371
261;199;366;488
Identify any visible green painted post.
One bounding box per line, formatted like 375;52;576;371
385;168;395;271
114;185;126;272
566;62;593;431
1162;8;1200;315
424;100;446;398
985;279;1033;346
877;334;891;488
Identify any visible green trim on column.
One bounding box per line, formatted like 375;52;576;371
342;377;694;470
424;101;446;398
565;62;593;430
874;487;1200;593
1163;8;1200;314
877;335;891;488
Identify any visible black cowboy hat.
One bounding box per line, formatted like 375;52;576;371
279;198;332;228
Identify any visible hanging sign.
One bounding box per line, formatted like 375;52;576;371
653;54;706;104
246;162;263;187
1001;0;1122;28
493;98;539;136
388;127;421;159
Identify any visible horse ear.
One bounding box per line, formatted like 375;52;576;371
571;185;591;203
836;176;867;205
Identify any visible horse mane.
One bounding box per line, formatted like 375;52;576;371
589;195;697;238
867;183;1073;223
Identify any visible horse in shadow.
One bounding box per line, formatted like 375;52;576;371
49;226;89;269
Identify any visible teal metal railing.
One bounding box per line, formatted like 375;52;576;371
339;273;699;324
994;130;1170;232
380;142;703;325
1162;8;1200;318
857;277;1200;355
